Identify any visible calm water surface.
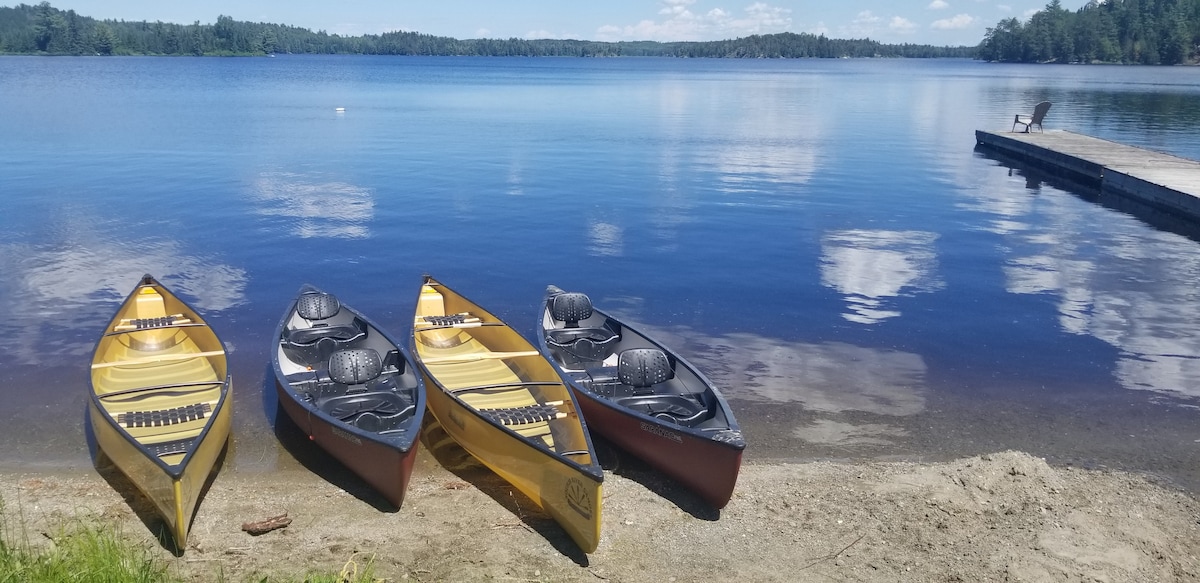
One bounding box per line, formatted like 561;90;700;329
2;56;1199;492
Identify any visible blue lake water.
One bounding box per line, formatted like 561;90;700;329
2;55;1199;491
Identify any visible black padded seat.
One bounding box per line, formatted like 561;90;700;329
550;292;593;328
297;292;342;320
329;349;382;385
546;292;620;367
618;348;674;389
281;318;367;367
617;394;710;427
546;326;620;368
319;392;416;432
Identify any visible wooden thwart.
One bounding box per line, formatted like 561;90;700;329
91;350;224;369
447;380;563;394
419;350;539;365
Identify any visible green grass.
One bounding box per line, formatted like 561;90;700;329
0;495;169;583
0;496;381;583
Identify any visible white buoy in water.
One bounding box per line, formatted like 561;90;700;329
335;107;346;112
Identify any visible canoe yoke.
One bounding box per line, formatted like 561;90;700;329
568;348;715;428
285;348;419;434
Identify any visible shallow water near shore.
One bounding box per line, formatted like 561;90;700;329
1;56;1199;493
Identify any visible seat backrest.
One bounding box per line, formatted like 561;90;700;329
298;292;341;320
328;348;382;385
618;348;674;388
1032;101;1052;123
550;292;593;328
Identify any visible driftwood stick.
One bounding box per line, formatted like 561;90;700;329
241;513;292;535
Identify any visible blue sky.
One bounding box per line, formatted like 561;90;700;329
53;1;1077;47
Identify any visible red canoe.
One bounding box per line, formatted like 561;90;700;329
272;284;426;508
536;286;745;509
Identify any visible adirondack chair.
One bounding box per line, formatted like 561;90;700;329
1013;101;1051;133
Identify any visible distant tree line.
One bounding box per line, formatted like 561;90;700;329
0;2;975;58
979;0;1200;64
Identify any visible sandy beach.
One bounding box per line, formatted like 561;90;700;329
2;445;1199;583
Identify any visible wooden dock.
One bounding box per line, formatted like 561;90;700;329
975;129;1200;220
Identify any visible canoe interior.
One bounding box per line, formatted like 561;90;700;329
91;282;227;468
275;295;422;439
538;298;741;436
414;282;594;458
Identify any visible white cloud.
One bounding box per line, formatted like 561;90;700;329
890;16;917;33
474;28;491;38
997;4;1012;11
928;0;950;9
596;0;791;42
839;10;882;38
931;13;976;30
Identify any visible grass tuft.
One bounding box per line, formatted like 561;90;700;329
1;495;383;583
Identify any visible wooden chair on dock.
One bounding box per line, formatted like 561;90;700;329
1013;101;1051;133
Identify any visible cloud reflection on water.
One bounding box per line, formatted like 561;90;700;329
965;161;1200;400
602;312;928;445
0;236;247;365
253;171;373;239
820;229;944;324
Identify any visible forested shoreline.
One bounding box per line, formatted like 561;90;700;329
0;2;971;58
980;0;1200;64
3;1;1199;64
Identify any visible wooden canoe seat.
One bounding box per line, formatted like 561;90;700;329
480;402;567;426
420;313;479;326
113;314;193;333
117;402;212;428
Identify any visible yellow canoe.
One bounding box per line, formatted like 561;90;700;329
88;274;232;550
411;275;603;553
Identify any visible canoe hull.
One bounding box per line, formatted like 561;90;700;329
272;284;425;509
274;381;418;507
89;274;231;549
537;286;746;509
423;381;602;548
413;275;603;553
574;392;742;508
